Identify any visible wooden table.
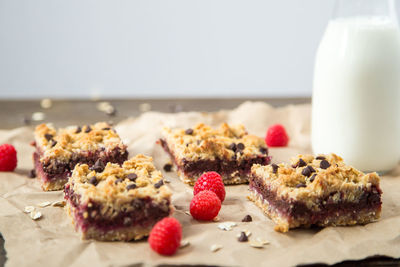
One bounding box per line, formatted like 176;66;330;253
0;98;398;267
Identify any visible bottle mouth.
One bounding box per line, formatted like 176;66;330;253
332;0;396;21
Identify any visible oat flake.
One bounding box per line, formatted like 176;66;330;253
52;200;66;207
217;222;237;231
38;201;51;208
180;240;190;248
30;211;42;220
24;206;35;213
210;244;223;252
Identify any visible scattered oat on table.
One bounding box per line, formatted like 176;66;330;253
40;98;52;109
30;211;42;220
139;103;151;112
249;237;270;248
38;201;51;208
210;244;223;252
52;200;66;207
31;112;45;121
218;222;237;231
24;206;35;213
180;240;190;248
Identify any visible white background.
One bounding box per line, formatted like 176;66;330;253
0;0;365;98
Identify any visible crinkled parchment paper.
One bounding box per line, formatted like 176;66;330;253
1;102;400;267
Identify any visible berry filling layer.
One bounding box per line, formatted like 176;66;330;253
160;139;270;180
249;175;382;224
64;185;171;233
33;146;128;183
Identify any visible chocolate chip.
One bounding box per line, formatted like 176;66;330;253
115;178;123;184
126;183;137;190
301;165;315;177
242;215;252;222
298;158;307;167
296;183;307;188
127;173;138;181
44;134;53;141
28;169;36;178
23;116;31;125
163;163;172;172
238;232;248;242
236;143;245;151
271;163;279;174
320;160;331;169
50;140;57;147
90;159;105;172
154;180;164;189
316;156;326;160
185;128;193;135
75;126;82;134
228;143;237;152
309;174;316;183
102;127;111;130
259;147;268;154
88;176;98;186
84;125;92;133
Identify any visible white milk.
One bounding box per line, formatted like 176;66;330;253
312;17;400;173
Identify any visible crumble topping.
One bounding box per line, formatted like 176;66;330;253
251;153;381;205
68;154;172;204
161;123;268;161
34;122;127;162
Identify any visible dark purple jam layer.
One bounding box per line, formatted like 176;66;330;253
34;146;128;181
160;139;271;178
33;151;69;182
64;184;170;232
249;175;382;224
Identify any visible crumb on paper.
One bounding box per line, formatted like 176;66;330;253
139;103;151;112
164;178;171;183
180;240;190;248
40;98;52;109
24;206;35;213
32;112;45;121
184;211;191;216
218;222;237;231
96;101;115;115
213;216;220;222
38;201;51;208
52;200;66;207
30;211;42;220
210;244;223;252
236;229;251;238
249;238;270;248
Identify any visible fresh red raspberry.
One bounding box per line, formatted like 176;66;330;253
0;144;17;172
190;190;221;221
193;171;225;202
265;124;289;147
148;217;182;256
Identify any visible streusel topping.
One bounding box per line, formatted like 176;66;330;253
161;123;268;161
34;122;126;161
251;153;380;203
68;154;171;204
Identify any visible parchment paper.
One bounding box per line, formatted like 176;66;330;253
1;101;400;267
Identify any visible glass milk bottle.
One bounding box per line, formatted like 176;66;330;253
312;0;400;173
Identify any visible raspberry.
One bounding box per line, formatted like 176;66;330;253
190;190;221;221
265;124;289;147
193;171;225;202
148;217;182;256
0;144;17;171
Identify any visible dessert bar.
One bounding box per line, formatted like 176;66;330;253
160;123;270;185
33;122;128;191
64;154;173;241
249;153;382;232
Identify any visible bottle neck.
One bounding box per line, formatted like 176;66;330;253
333;0;397;21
